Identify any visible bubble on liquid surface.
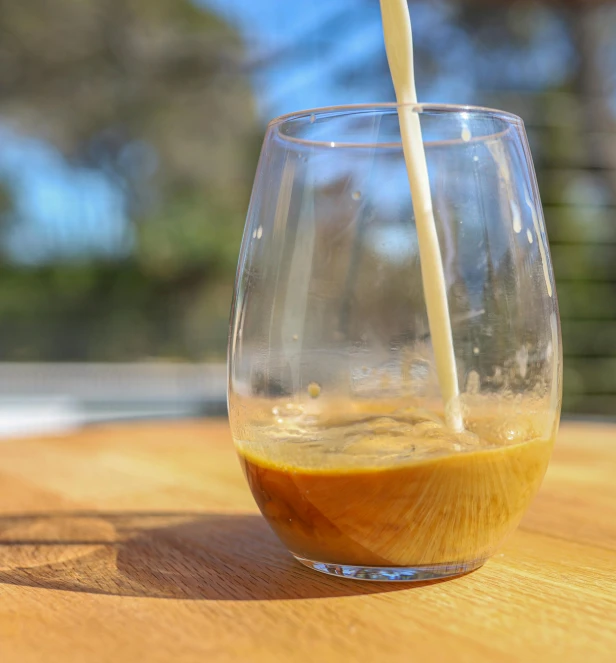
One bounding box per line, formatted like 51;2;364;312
256;225;263;239
526;229;533;244
273;403;304;419
351;191;362;201
496;419;533;444
413;421;440;436
285;403;304;416
252;230;257;239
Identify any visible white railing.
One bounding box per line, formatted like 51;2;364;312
0;363;227;438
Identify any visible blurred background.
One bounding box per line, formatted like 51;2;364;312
1;0;615;435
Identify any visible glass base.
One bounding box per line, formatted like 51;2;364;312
293;554;486;582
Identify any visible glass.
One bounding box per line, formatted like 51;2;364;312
228;104;562;581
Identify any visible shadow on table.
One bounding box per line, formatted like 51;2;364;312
0;512;447;600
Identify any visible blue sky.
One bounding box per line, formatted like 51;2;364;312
198;0;390;116
0;128;132;264
0;0;580;265
198;0;575;117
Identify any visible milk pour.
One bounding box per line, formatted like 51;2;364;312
379;0;464;432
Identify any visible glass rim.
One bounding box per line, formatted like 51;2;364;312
268;102;523;149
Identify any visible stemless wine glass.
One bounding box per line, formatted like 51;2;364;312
228;104;562;582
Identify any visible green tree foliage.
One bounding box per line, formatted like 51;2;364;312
0;0;262;360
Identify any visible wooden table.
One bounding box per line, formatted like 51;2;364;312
0;419;614;662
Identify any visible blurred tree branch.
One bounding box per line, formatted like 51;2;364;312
0;0;262;360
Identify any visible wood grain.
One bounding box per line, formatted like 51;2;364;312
0;419;614;662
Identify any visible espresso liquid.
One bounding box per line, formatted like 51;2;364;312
238;429;553;567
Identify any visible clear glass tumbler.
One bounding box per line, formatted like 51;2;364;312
228;104;562;581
